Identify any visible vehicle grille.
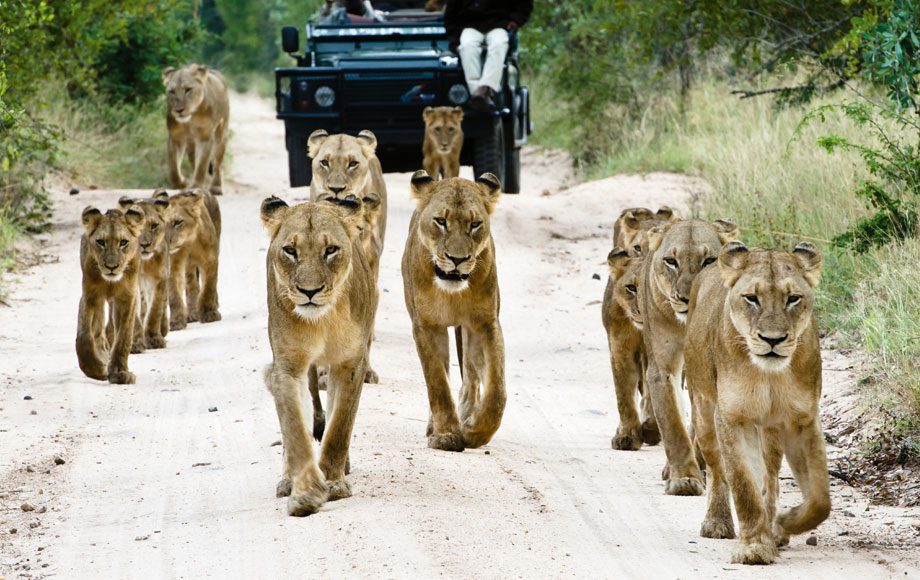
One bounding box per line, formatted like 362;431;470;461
342;73;437;105
342;107;426;131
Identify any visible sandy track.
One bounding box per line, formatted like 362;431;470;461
1;92;918;578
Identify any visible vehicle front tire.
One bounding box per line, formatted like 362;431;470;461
473;119;505;190
288;138;312;188
503;148;521;194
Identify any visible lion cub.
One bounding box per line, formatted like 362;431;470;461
166;188;221;330
422;106;463;180
76;205;144;384
260;197;376;516
117;191;171;350
402;171;506;452
163;64;230;195
685;242;829;565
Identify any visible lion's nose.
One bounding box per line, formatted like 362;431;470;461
676;295;690;305
140;241;150;249
297;285;325;300
758;334;788;347
446;254;470;267
105;263;119;272
328;185;346;195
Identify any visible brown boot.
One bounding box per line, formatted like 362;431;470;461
470;85;496;111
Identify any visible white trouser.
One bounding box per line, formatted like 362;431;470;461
458;28;509;92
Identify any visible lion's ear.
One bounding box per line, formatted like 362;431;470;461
450;107;464;122
117;196;136;209
712;218;738;244
331;201;364;241
192;64;208;81
792;242;822;287
422;106;434;123
620;210;640;231
260;196;289;238
186;188;207;207
362;191;382;213
307;129;329;159
124;205;145;236
162;67;176;85
409;170;436;207
152;189;170;213
82;206;103;232
606;246;630;278
357;130;377;157
656;206;678;222
719;241;749;286
646;223;671;253
476;172;502;212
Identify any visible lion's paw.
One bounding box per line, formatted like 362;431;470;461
200;310;221;323
169;318;187;331
131;340;147;354
731;541;777;565
611;427;643;451
286;484;329;517
364;368;379;384
276;477;292;498
428;432;465;452
772;523;790;547
665;477;705;496
146;335;167;349
186;311;200;323
327;479;352;502
640;419;661;446
108;370;136;385
701;518;736;539
210;185;223;196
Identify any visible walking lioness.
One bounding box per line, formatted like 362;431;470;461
261;197;376;516
422;106;463;180
685;242;829;564
402;171;506;452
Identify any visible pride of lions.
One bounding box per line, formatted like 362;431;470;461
72;64;829;565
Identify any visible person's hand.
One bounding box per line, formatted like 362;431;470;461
506;21;518;33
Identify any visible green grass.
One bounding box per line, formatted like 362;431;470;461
0;213;20;302
532;74;920;422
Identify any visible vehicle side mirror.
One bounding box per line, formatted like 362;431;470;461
282;26;299;54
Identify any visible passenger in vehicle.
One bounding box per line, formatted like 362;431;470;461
318;0;381;24
444;0;533;111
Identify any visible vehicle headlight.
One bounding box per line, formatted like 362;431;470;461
448;83;469;105
314;86;336;108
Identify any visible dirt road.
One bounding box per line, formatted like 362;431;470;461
1;93;918;579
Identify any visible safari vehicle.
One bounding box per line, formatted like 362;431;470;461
274;4;531;193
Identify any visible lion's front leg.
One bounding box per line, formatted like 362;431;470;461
210;124;227;195
638;359;660;445
168;253;188;330
108;291;137;384
167;138;188;189
185;263;201;323
131;290;147;354
319;357;366;501
694;397;734;539
145;275;168;349
646;357;703;496
412;322;464;451
761;427;788;547
265;363;329;516
716;412;777;565
76;294;108;381
197;256;221;323
190;137;215;190
446;155;460;179
777;419;831;536
460;320;506;448
458;325;483;422
608;331;642;451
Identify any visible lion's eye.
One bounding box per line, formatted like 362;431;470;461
632;244;642;255
283;246;297;257
787;295;802;306
173;219;183;227
320;160;329;168
95;239;106;248
348;160;358;169
324;245;339;257
434;217;447;228
626;284;637;294
664;257;678;268
743;295;759;306
151;223;159;230
119;239;128;248
702;257;716;267
448;127;455;133
470;221;482;231
185;88;190;94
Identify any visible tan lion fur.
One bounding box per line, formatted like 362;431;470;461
640;218;738;496
422;106;463;180
165;188;221;330
685;241;829;565
163;64;230;195
308;129;387;384
260;197;376;516
117;191;171;351
401;171;506;452
76;205;144;384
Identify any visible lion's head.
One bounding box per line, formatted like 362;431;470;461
165;189;207;254
647;219;738;323
162;64;209;123
409;170;501;293
118;190;170;261
82;205;144;282
308;130;378;201
423;106;464;155
718;241;821;371
260;197;364;323
615;206;678;256
608;247;643;330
